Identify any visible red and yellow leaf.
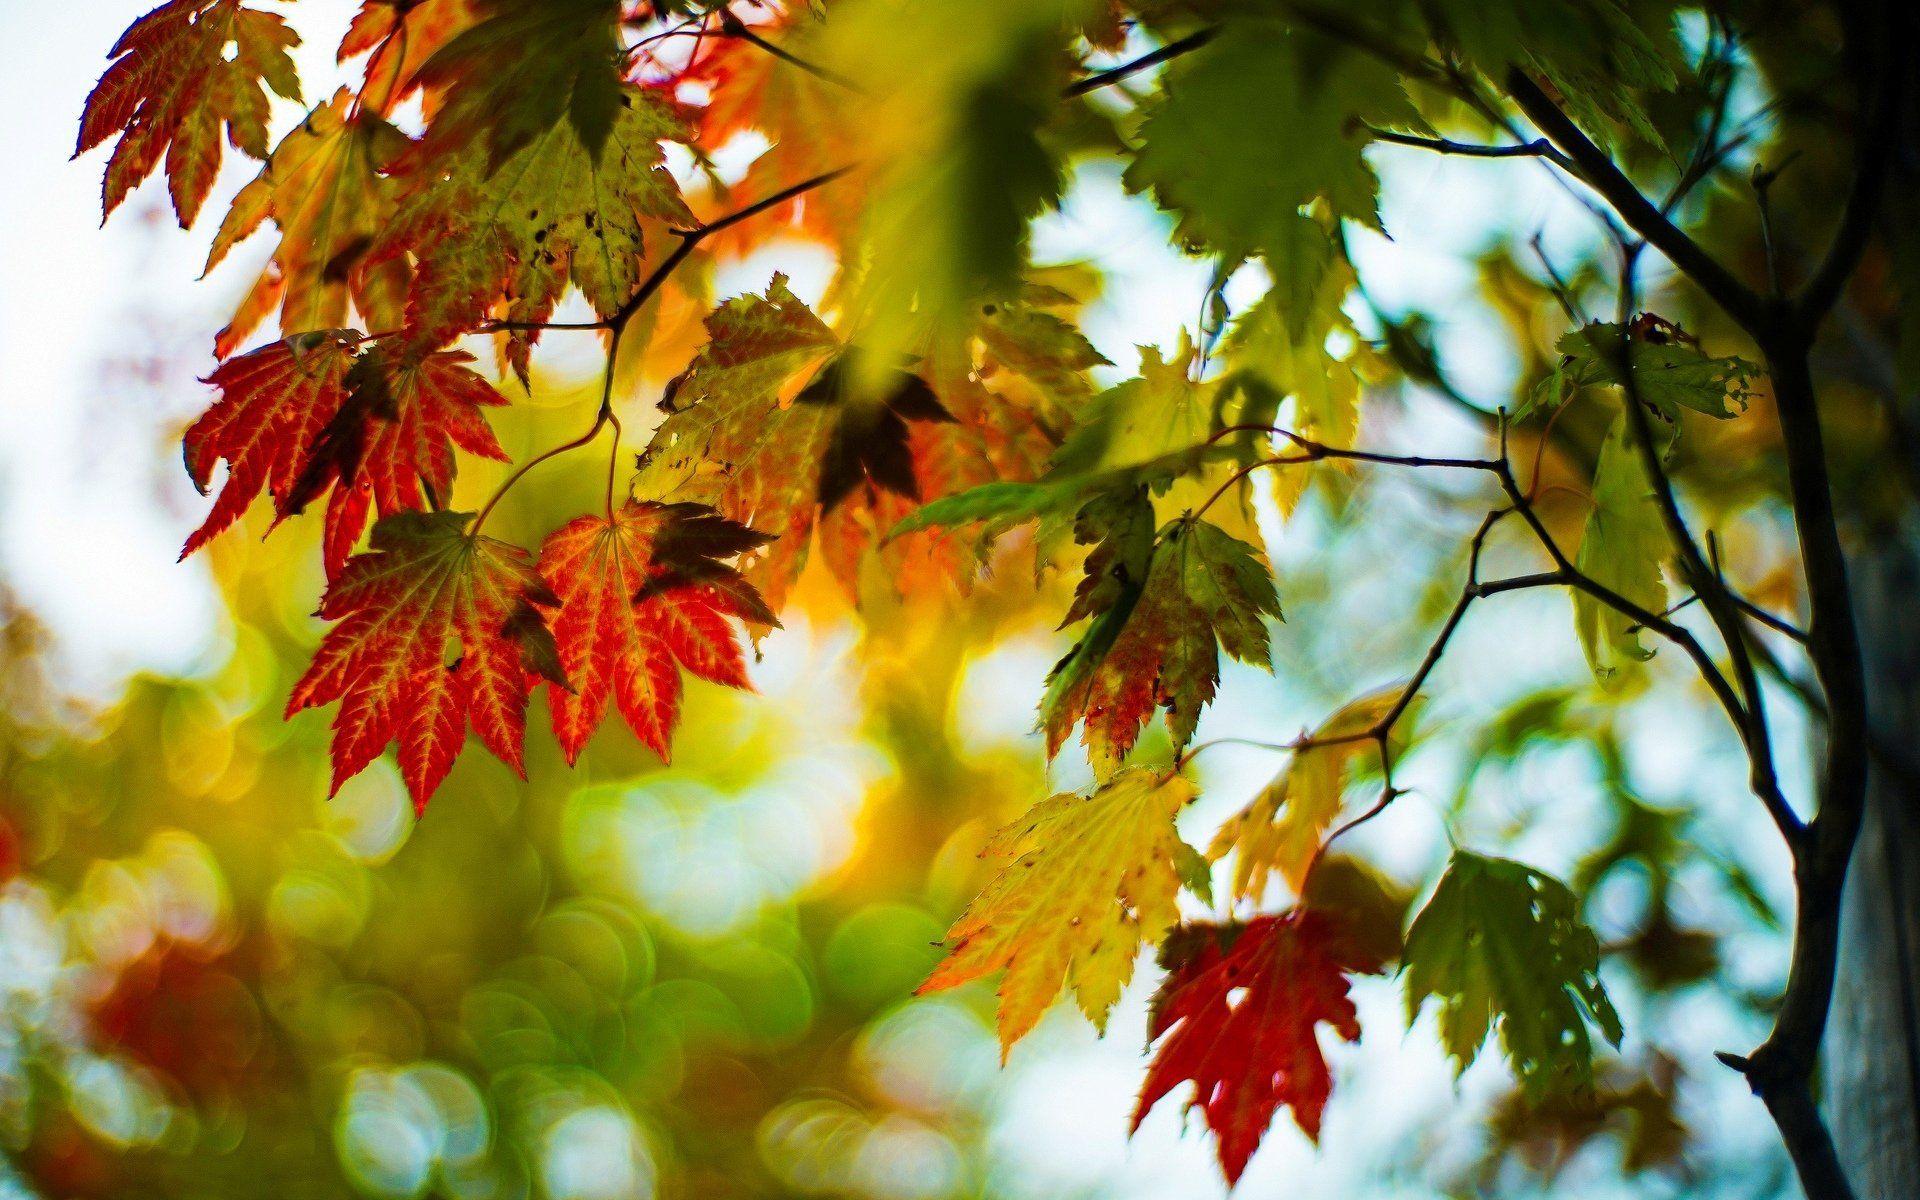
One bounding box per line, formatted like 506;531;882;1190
288;511;564;810
78;0;301;226
287;345;512;575
538;501;777;764
339;0;479;115
1043;516;1282;775
1208;688;1404;903
181;330;361;559
373;85;695;371
642;276;1100;611
1135;909;1385;1183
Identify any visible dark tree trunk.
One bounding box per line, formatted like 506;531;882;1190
1828;520;1920;1197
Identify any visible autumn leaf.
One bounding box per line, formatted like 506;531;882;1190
1043;517;1281;775
1403;851;1623;1094
918;767;1203;1054
1135;908;1386;1183
78;0;301;226
1208;688;1405;903
374;85;695;370
812;0;1078;383
204;90;412;358
1574;416;1671;687
181;331;361;560
284;345;512;575
339;0;479;115
288;511;564;810
412;0;627;170
538;501;777;765
634;277;1104;611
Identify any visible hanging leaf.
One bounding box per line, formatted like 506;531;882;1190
204;90;412;358
181;331;362;559
1208;688;1404;903
79;0;301;226
1042;517;1281;775
918;767;1202;1054
1403;851;1623;1094
537;501;777;764
1574;415;1670;687
288;511;565;810
1533;318;1761;421
285;345;512;576
1135;908;1386;1183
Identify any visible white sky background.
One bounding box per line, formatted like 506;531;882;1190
0;5;1802;1197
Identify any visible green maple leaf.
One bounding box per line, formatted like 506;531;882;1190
1443;1;1684;150
1124;19;1424;262
1535;320;1762;421
1403;851;1623;1094
1574;415;1671;687
896;337;1274;544
413;0;627;169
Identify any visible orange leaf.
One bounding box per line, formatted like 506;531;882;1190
538;501;777;764
78;0;301;226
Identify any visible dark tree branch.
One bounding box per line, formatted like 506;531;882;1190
1064;28;1217;97
1368;127;1578;172
1795;1;1901;324
1506;71;1770;336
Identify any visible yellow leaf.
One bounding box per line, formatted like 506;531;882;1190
204;90;412;356
1209;688;1402;903
919;767;1199;1054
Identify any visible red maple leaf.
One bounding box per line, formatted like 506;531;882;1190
287;345;511;575
288;511;564;810
182;331;360;560
181;336;509;573
538;501;777;764
1135;909;1385;1184
78;0;301;226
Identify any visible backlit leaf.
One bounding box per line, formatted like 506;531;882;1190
181;331;362;559
1403;851;1623;1094
1208;688;1403;903
78;0;301;225
1042;517;1280;774
1135;908;1386;1182
205;91;412;358
288;511;564;810
1574;415;1670;686
538;501;777;764
918;767;1201;1053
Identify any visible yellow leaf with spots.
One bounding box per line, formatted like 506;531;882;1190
919;767;1201;1054
1209;688;1404;902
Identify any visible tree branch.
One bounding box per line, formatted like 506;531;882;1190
1506;71;1770;335
1064;28;1217;97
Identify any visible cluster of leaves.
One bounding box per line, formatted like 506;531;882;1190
81;0;1775;1185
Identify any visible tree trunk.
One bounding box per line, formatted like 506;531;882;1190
1826;515;1920;1196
